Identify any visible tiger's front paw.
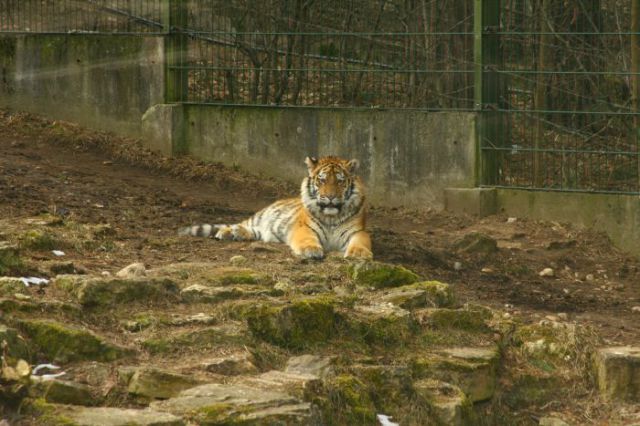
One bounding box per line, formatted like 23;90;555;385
295;245;325;260
344;245;373;259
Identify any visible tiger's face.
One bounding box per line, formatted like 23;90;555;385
303;156;361;217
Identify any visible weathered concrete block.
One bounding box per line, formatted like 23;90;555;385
594;346;640;402
444;188;497;217
141;104;184;156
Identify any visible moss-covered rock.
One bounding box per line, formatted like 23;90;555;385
346;304;416;347
142;322;247;355
0;277;26;297
34;404;185;426
500;373;562;409
237;370;323;401
19;229;62;251
594;346;640;402
323;374;377;425
416;305;493;332
348;364;413;415
378;281;455;309
349;261;419;289
149;383;313;425
201;353;258;376
127;367;204;400
17;319;133;363
285;355;336;379
55;275;179;307
180;284;278;303
414;379;475;426
29;378;96;406
452;232;498;255
0;242;24;275
245;296;338;350
148;263;273;287
411;346;500;402
0;324;30;361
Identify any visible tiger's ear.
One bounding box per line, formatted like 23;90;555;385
305;157;318;175
347;159;360;174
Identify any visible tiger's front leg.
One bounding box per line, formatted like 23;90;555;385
289;225;324;259
344;231;373;259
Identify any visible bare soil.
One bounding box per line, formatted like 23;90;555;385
1;109;638;346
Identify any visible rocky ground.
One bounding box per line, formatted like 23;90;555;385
0;109;639;425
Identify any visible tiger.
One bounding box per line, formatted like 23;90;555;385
180;156;372;260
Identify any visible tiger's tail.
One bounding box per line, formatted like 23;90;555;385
178;224;221;238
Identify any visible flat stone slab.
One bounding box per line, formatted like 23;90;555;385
594;346;640;402
237;370;323;399
16;319;133;363
150;383;313;424
181;284;275;303
127;367;204;399
285;355;336;379
377;281;455;309
55;275;179;307
201;353;258;376
348;303;415;346
30;377;95;406
412;346;500;402
57;406;184;426
148;263;273;287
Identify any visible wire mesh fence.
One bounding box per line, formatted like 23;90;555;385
169;0;476;110
483;0;640;194
0;0;164;34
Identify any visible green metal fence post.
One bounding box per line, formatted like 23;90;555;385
163;0;188;103
632;0;640;185
474;0;501;186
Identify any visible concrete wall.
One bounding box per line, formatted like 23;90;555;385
143;105;477;207
0;35;164;137
495;189;640;257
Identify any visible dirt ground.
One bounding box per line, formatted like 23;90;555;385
1;108;639;348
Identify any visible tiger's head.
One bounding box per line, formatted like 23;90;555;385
301;156;364;219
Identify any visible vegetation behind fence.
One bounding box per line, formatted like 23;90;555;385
0;0;638;195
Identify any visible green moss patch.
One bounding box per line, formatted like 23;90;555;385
246;296;338;350
417;305;493;332
324;375;377;425
55;275;180;307
0;242;25;275
17;319;133;363
349;261;419;289
142;323;248;355
19;229;63;251
345;304;416;347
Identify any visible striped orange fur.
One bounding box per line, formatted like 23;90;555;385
181;156;372;260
